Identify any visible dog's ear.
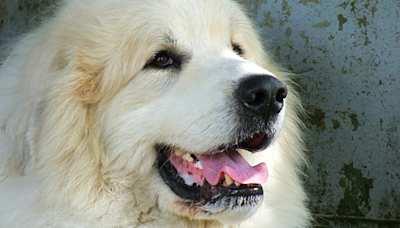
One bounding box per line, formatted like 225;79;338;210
70;52;103;104
67;38;143;105
68;51;129;105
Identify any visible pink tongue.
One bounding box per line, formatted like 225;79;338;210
198;149;268;185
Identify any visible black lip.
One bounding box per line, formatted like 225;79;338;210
216;131;271;154
238;131;270;152
157;147;263;204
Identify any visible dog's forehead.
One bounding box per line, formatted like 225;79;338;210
129;0;249;47
145;0;243;24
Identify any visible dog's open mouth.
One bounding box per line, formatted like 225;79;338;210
157;131;270;206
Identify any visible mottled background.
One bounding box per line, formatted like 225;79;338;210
1;0;399;227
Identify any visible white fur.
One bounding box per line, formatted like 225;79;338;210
0;0;311;227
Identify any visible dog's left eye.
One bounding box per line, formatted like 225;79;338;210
232;43;244;56
153;52;174;67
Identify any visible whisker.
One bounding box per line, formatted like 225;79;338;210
157;147;186;180
178;112;219;137
158;145;175;170
175;159;185;179
0;174;9;184
268;174;303;192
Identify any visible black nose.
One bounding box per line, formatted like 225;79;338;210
237;75;287;119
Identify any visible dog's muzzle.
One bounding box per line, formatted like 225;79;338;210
156;74;288;218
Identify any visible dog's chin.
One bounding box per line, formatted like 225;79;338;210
207;204;261;225
156;130;274;222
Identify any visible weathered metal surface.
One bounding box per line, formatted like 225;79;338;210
0;0;58;46
239;0;400;227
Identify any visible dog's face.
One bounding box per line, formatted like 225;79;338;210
52;0;287;224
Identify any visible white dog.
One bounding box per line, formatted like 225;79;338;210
0;0;310;227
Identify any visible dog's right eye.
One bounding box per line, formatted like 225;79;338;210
145;51;182;70
154;52;174;67
146;51;176;69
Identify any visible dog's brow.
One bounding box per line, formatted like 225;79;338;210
163;34;176;46
160;34;181;54
156;33;191;66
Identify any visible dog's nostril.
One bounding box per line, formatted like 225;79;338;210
244;91;266;107
276;87;287;103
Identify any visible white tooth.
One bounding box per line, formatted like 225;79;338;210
236;148;251;154
180;174;197;186
224;174;233;185
194;161;203;169
182;153;194;162
175;149;185;156
234;181;241;187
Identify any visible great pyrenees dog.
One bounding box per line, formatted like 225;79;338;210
0;0;310;227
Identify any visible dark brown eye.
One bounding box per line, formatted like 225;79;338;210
232;43;244;56
154;53;173;67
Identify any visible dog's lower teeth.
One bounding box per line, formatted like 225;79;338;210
175;149;185;156
236;148;251;154
194;161;203;169
224;174;233;185
173;149;245;187
182;153;194;162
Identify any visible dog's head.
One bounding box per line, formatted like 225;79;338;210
32;0;298;225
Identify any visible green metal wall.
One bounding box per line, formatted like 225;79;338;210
238;0;400;227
